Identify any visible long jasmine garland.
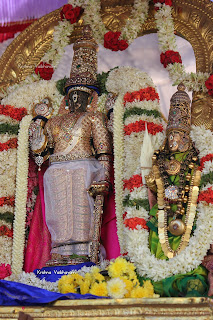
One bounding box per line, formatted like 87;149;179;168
12;115;32;275
124;125;213;281
112;94;125;252
155;2;210;93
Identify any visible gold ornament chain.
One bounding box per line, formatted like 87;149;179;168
153;164;201;259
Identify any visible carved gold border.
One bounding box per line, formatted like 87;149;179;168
0;297;212;319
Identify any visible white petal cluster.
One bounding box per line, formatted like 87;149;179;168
190;125;213;158
12;115;32;276
2;80;63;116
106;67;157;95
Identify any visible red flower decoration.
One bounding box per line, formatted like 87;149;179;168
124;87;159;105
154;0;172;10
123;175;143;191
0;225;13;238
124;120;164;136
205;75;213;96
35;62;54;80
0;138;17;152
124;217;149;230
0;196;15;207
199;154;213;171
60;4;82;24
104;31;128;52
0;105;27;121
198;187;213;204
0;264;12;279
160;50;182;68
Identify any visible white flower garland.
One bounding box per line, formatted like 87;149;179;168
12;115;32;275
155;3;210;92
42;20;73;68
69;0;149;46
113;94;125;252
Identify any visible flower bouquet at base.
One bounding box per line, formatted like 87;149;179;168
58;257;159;299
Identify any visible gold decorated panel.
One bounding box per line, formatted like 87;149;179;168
0;9;61;89
0;298;213;319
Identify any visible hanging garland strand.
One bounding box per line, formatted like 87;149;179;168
154;0;212;94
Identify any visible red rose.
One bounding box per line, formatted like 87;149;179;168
62;4;73;13
118;39;128;51
104;31;128;51
0;264;12;279
160;50;182;68
205;74;213;96
65;10;76;23
74;7;81;18
35;62;54;80
154;0;172;5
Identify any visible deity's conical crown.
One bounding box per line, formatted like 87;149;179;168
65;25;99;95
166;83;191;135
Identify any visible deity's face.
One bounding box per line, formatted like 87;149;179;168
167;130;190;153
68;90;90;113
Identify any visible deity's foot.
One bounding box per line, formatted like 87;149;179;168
45;253;89;267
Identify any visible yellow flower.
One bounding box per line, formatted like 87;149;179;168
130;281;155;298
142;280;154;297
92;272;105;283
130;286;146;298
59;282;77;294
58;273;84;294
80;279;90;295
85;272;92;283
90;266;100;274
108;257;128;278
89;282;108;297
120;277;134;298
107;278;127;299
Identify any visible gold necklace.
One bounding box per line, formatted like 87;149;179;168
153;163;201;258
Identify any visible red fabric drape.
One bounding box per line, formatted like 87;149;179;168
0;20;36;42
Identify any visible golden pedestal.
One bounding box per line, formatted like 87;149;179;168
0;298;213;320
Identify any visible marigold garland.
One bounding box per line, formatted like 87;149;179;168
0;197;15;207
199;154;213;172
123;175;143;192
0;105;27;121
198;187;213;204
0;138;17;152
124;88;159;105
124;120;164;136
0;225;13;238
124;217;149;230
